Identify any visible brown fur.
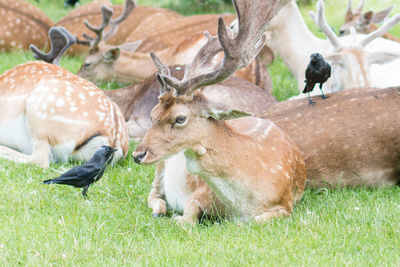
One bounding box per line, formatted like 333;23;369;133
0;0;54;51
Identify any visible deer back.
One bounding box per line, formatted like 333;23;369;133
57;2;179;55
263;87;400;187
0;0;54;51
0;61;129;166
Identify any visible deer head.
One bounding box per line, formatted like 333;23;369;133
339;0;393;36
310;0;400;89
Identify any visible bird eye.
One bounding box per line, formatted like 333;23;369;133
175;116;186;124
84;63;91;70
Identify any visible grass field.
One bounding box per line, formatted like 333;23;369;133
0;0;399;265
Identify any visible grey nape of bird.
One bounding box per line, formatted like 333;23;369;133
43;146;117;197
303;53;331;106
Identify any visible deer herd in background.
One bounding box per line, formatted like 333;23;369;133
0;0;399;223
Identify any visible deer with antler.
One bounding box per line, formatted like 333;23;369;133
267;0;400;95
309;0;400;90
0;27;129;168
133;0;307;224
0;0;54;51
57;0;181;55
76;1;273;93
339;0;400;43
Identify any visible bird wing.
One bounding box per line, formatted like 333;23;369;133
43;162;102;188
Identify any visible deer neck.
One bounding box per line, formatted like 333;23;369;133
268;1;327;80
112;48;173;84
183;120;255;218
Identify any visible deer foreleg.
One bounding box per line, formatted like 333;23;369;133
148;161;167;217
254;206;290;223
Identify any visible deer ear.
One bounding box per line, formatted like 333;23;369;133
368;51;400;65
118;40;142;53
372;6;393;23
363;11;374;23
103;47;120;63
203;102;252;120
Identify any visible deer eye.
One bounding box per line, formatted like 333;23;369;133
175;116;186;124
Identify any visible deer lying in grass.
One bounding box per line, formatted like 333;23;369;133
267;0;400;95
0;0;54;51
309;1;400;90
146;86;400;221
339;0;400;43
133;0;307;224
0;27;129;168
76;2;273;93
57;0;180;55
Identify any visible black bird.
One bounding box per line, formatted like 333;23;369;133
64;0;79;7
43;146;117;197
303;53;331;105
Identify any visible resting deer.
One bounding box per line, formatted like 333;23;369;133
308;1;400;90
339;0;400;43
0;0;54;51
146;85;400;221
0;27;129;168
57;0;180;55
267;0;400;95
76;2;273;93
133;0;306;224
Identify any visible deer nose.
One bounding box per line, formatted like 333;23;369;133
133;151;147;164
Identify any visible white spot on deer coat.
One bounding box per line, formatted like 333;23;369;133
56;99;64;107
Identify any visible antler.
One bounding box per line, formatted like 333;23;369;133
310;0;342;51
103;0;135;42
355;0;365;15
153;0;289;95
83;5;113;50
82;0;135;50
359;13;400;47
30;26;76;65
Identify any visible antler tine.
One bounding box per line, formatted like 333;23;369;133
160;0;289;95
83;5;113;49
347;0;353;14
355;0;365;15
359;13;400;47
30;26;77;65
103;0;136;42
150;51;171;76
310;0;342;51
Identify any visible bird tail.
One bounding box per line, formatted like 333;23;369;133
43;177;66;184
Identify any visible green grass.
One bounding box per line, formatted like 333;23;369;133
0;0;400;265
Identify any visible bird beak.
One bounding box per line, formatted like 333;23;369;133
111;148;118;154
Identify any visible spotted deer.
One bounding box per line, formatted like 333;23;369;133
267;0;400;95
76;2;273;93
339;0;400;43
0;0;54;51
146;86;400;222
133;0;306;224
0;28;129;168
309;0;400;90
57;0;180;55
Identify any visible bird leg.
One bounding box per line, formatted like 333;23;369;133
82;185;89;198
319;83;329;100
307;92;316;106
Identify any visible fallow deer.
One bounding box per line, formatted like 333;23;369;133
146;86;400;221
133;0;307;224
76;2;273;93
308;1;400;91
0;27;129;168
339;0;400;43
267;0;400;95
57;0;181;55
0;0;54;51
